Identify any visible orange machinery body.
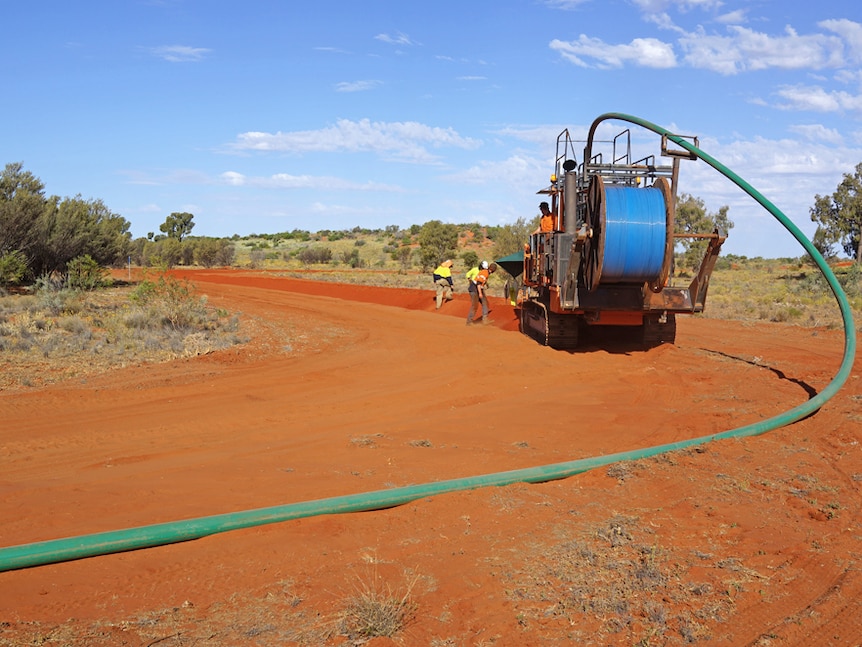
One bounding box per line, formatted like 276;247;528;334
514;117;726;349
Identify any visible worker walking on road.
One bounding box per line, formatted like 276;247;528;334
432;259;455;309
466;261;496;325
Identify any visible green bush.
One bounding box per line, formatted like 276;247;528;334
66;254;108;290
297;246;333;265
129;273;207;330
0;250;27;287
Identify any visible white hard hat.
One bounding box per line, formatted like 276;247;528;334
480;261;489;269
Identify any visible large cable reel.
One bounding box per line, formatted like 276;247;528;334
583;176;674;292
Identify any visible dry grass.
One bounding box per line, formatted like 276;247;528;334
486;451;828;645
0;273;247;391
336;568;420;641
0;568;422;646
506;509;753;645
700;259;861;330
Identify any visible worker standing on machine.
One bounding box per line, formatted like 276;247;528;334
432;259;454;309
529;201;555;262
538;201;554;232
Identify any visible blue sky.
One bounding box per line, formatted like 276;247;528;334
3;0;861;258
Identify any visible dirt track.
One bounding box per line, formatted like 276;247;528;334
1;269;861;646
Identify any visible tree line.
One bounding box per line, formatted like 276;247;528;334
2;159;859;289
0;163;234;287
1;162;131;286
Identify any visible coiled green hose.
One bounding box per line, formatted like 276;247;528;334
0;113;855;573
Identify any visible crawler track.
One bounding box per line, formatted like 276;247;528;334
520;300;581;349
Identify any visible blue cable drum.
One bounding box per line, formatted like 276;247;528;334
601;185;668;284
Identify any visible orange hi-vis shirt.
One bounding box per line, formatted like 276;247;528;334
474;269;490;287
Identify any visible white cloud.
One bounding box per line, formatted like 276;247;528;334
715;9;747;25
788;124;844;145
136;203;162;213
644;12;684;34
493;125;572;146
314;46;351;54
676;132;862;255
630;0;722;12
119;168;211;185
218;171;402;192
775;84;862;113
543;0;590;9
819;18;862;63
221;171;245;186
445;154;547;191
334;80;382;92
149;45;210;62
680;25;846;75
549;36;677;69
230;119;481;163
552;18;862;77
374;32;417;46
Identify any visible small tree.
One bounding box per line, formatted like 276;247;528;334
150;237;183;268
810;162;862;262
417;220;459;270
491;217;533;259
297;246;332;265
66;254;108;290
674;195;733;271
394;246;414;272
0;250;27;287
0;162;46;264
461;250;479;270
160;212;195;241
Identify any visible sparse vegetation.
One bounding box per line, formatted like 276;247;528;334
0;271;245;390
1;239;858;391
703;257;861;329
337;568;419;641
508;513;750;644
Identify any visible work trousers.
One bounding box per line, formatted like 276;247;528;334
435;278;453;309
467;288;480;323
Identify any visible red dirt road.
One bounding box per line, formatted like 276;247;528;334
1;269;861;645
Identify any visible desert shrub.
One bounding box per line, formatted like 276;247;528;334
66;254;108;290
0;250;27;287
59;316;90;335
297;246;333;265
249;248;267;268
337;572;418;641
461;250;479;269
34;275;80;316
129;273;207;330
340;248;362;268
836;262;861;298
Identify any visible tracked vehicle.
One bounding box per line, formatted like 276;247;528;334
508;114;726;349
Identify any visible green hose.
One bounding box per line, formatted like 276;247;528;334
0;113;855;573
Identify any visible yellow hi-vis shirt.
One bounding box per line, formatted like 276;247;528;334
465;267;479;282
433;264;452;279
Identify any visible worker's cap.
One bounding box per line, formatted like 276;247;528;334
480;261;489;269
539;201;549;209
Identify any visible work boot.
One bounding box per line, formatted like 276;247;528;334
482;316;489;325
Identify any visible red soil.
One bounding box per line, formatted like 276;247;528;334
1;269;860;645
